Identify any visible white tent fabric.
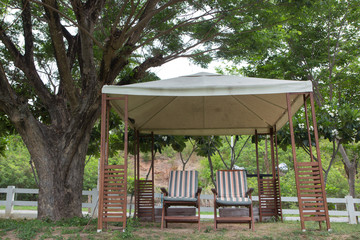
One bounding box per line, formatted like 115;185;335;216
102;72;312;135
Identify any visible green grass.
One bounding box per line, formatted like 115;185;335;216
0;218;359;240
0;206;37;210
0;206;93;211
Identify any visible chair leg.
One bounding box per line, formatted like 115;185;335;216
165;206;168;228
250;204;255;231
248;206;251;229
214;205;217;230
198;200;201;231
161;203;165;230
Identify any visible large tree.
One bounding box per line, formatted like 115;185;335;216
0;0;301;220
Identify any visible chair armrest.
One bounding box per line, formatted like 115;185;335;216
211;188;217;195
160;187;168;196
197;187;202;195
246;188;254;197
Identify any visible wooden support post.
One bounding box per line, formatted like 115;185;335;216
123;95;129;230
136;130;140;217
97;93;108;232
274;129;283;222
151;132;155;222
286;93;306;231
97;95;129;232
255;130;262;222
303;95;322;229
134;130;137;218
303;95;314;162
309;93;331;231
269;128;278;221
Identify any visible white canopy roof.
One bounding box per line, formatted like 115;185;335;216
102;72;312;135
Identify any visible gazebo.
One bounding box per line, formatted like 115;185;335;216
97;72;330;232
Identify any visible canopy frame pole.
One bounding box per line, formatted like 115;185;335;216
303;95;314;162
97;94;129;232
274;127;283;221
151;132;155;222
133;130;138;218
304;95;321;229
287;92;330;231
269;128;279;221
123;96;129;230
97;93;108;231
286;93;305;230
255;130;263;222
309;93;331;231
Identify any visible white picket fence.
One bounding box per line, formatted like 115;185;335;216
0;186;99;219
0;186;359;224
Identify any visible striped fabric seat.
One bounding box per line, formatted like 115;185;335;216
163;170;198;202
216;170;252;206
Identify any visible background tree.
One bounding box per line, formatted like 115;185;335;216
219;0;360;197
178;138;197;171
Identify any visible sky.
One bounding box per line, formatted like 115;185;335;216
151;58;220;80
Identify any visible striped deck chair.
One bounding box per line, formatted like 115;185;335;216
160;170;202;230
211;170;255;231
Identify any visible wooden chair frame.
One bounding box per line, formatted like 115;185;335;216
160;171;202;231
212;170;255;231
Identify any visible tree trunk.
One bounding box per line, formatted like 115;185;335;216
36;148;85;219
207;154;216;187
6;96;100;220
347;166;356;198
338;143;357;198
28;130;94;219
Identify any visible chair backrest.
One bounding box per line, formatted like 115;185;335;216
168;170;198;198
216;170;248;200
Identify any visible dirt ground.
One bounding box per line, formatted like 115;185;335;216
129;221;351;240
2;218;359;240
134;152;202;189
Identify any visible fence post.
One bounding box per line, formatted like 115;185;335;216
5;186;15;218
91;188;99;218
345;195;357;224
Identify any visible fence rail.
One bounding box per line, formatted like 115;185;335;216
0;186;98;219
1;186;359;224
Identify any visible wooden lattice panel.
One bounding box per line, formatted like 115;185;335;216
136;180;154;221
258;176;282;221
100;165;127;223
295;162;327;222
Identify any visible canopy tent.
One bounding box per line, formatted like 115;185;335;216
97;72;330;232
102;72;312;135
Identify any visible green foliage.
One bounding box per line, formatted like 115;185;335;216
325;169;348;198
0;113;15;157
0;135;37;189
83;156;99;191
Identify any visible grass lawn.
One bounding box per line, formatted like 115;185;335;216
0;217;359;240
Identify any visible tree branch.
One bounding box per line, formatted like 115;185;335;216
43;0;78;109
235;136;251;163
31;0;104;48
0;62;19;112
324;139;340;184
214;143;229;170
0;25;53;107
